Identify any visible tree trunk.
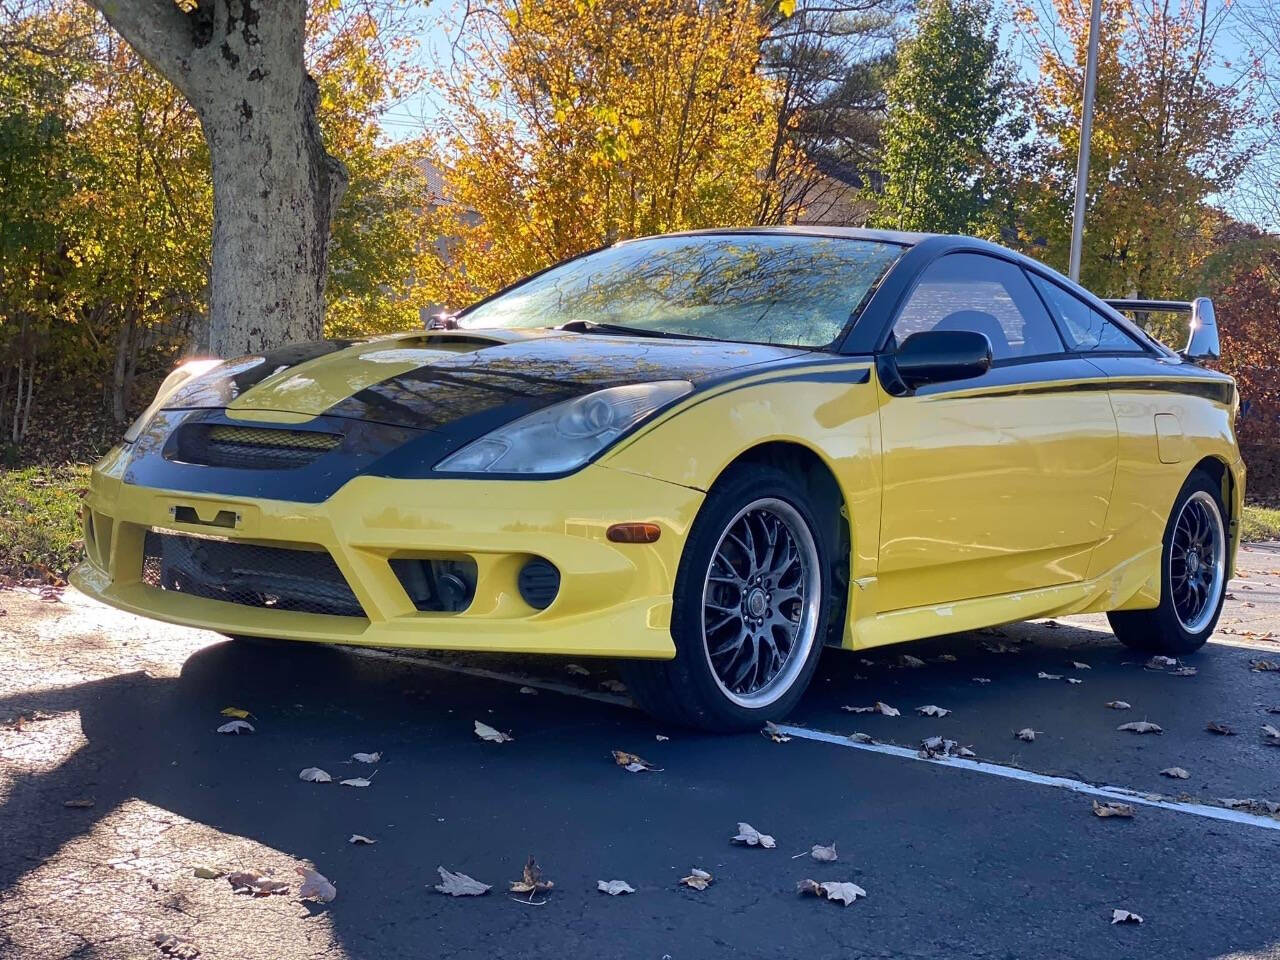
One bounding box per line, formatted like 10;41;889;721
85;0;347;358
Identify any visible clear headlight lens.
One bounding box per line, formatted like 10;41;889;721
434;380;693;475
123;358;225;443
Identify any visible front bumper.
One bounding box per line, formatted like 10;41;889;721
72;447;702;658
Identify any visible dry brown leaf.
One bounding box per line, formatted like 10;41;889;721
810;843;838;862
434;867;491;896
1111;909;1144;924
1206;721;1235;736
298;767;331;783
1250;659;1280;672
935;654;957;662
1038;672;1063;680
898;654;926;668
215;720;254;735
1171;666;1198;677
1071;662;1091;670
797;879;867;905
1146;656;1179;669
296;866;336;903
972;677;992;684
680;868;712;890
339;776;373;787
762;721;791;742
192;866;223;879
597;880;635;895
519;686;537;695
474;720;513;743
1261;724;1280;745
510;855;554;898
219;707;251;719
655;734;669;741
1106;700;1132;710
349;835;376;845
1015;728;1038;742
916;705;951;717
226;871;289;896
848;732;874;744
1160;767;1190;779
153;933;200;959
565;664;590;677
733;822;776;848
351;752;380;763
1117;721;1163;734
1067;678;1084;685
612;750;661;772
1092;799;1135;818
598;679;627;693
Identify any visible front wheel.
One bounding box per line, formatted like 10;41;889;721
622;465;832;731
1108;469;1228;655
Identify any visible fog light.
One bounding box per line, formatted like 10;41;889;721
517;557;560;610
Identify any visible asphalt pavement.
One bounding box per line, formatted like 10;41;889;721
1;543;1278;960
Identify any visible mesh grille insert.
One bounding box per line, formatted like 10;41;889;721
141;530;364;617
171;424;341;470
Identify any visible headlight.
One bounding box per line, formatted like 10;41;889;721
123;358;225;443
433;380;693;475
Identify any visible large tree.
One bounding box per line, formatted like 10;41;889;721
870;0;1020;234
84;0;347;357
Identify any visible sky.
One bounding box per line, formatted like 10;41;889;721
373;0;1272;229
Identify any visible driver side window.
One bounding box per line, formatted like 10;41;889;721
892;253;1066;361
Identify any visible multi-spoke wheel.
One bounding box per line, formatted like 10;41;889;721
622;464;834;731
1109;469;1229;655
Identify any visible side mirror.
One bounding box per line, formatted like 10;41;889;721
891;329;992;391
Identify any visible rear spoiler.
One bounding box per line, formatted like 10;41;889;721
1103;297;1219;365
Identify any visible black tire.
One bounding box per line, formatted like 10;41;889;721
621;464;834;732
1108;469;1228;656
223;633;292;649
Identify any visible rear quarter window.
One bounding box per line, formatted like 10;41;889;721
1028;272;1147;354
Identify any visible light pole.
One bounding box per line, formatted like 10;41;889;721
1068;0;1102;282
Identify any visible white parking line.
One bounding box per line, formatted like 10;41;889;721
342;645;1280;833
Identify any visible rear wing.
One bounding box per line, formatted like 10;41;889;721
1103;297;1219;365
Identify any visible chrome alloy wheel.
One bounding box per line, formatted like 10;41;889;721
1169;489;1226;634
700;497;821;708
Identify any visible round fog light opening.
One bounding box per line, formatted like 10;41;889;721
518;558;560;610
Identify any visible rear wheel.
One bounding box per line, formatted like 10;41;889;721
622;465;832;731
1108;469;1228;655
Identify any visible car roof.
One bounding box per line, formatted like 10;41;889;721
635;225;936;246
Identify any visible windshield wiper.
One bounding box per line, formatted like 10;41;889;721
556;319;709;341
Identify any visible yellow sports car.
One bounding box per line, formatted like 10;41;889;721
73;228;1243;730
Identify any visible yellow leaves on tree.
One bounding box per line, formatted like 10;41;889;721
424;0;790;306
1017;0;1251;298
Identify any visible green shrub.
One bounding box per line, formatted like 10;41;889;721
0;464;89;583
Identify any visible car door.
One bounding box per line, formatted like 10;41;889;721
874;252;1119;612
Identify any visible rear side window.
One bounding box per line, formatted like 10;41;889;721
891;253;1066;361
1028;273;1146;353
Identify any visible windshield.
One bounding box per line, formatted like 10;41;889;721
458;233;904;347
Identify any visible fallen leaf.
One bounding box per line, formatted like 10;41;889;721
63;798;94;808
299;767;331;783
1067;678;1084;685
1071;662;1091;670
1261;724;1280;745
1171;666;1198;677
898;655;926;668
219;707;251;719
1111;909;1143;924
192;866;223;879
1160;767;1190;779
810;843;838;862
680;868;713;890
349;835;376;845
655;734;670;742
1106;700;1132;710
226;871;289;896
797;879;867;905
1038;672;1063;680
732;822;776;848
296;866;336;903
1016;728;1037;742
762;721;791;742
216;720;254;735
957;745;977;757
1117;721;1163;734
1092;799;1135;818
612;750;661;772
599;679;627;693
1250;659;1280;672
565;664;590;677
935;654;957;662
848;732;874;744
1206;721;1235;735
434;867;490;896
1266;706;1280;715
972;677;992;684
982;641;1020;654
916;705;951;717
351;752;380;763
153;933;199;959
474;720;512;743
510;855;553;898
518;686;537;695
339;776;373;787
1146;655;1179;669
597;879;635;895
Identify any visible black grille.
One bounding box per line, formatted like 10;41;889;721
141;530;364;617
170;424;341;470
